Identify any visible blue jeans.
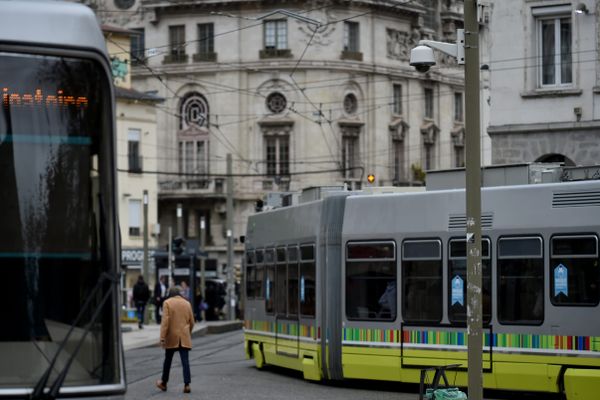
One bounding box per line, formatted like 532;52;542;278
161;347;191;385
135;302;146;325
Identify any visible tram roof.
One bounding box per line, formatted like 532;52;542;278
0;1;107;57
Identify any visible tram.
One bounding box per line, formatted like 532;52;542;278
0;2;125;398
243;173;600;399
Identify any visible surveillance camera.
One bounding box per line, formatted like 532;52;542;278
410;45;436;73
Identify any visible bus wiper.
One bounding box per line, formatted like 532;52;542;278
30;271;119;400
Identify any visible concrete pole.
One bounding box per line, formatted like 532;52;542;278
200;216;206;321
168;226;174;287
464;1;483;399
226;154;235;320
143;190;149;281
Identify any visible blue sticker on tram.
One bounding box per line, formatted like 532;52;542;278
554;264;568;297
266;277;270;300
451;275;464;306
300;275;305;303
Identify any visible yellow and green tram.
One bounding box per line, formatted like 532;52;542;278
243;177;600;399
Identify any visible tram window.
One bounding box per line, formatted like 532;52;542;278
264;249;275;314
346;241;396;321
448;239;491;324
498;237;544;325
256;249;264;264
300;244;316;318
245;251;255;299
275;247;287;315
550;235;599;306
402;239;442;323
255;265;264;299
288;247;299;317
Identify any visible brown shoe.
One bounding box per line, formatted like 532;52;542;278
155;380;167;391
183;385;191;394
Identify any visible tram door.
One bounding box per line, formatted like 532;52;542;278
275;246;300;357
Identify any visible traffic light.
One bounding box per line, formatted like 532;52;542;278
367;174;375;184
234;265;242;284
172;237;186;256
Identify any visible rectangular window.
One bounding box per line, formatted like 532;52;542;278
393;84;402;115
402;239;442;323
169;25;186;57
128;199;141;236
198;23;214;55
537;13;572;86
287;246;299;317
448;239;492;324
179;140;208;175
454;92;463;122
300;244;316;318
551;235;599;306
265;249;275;314
255;250;264;298
265;136;289;177
343;21;360;52
498;237;544;325
245;251;256;299
264;20;287;49
130;28;145;65
127;128;141;172
424;88;433;119
393;139;404;182
342;135;358;179
346;241;396;321
275;247;287;315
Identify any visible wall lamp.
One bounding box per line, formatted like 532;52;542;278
575;3;589;14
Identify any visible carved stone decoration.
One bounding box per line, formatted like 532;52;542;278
386;28;421;61
389;117;409;141
257;79;297;116
297;2;338;47
451;124;465;147
421;121;440;144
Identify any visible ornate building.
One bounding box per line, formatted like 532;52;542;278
92;0;468;278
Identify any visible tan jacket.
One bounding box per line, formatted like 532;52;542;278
160;295;195;349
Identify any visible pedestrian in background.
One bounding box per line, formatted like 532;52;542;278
180;280;190;301
153;275;168;324
156;286;195;394
132;275;150;329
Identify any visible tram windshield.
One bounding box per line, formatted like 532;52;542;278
0;52;119;389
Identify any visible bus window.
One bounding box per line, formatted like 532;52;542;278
448;239;491;324
402;239;442;323
255;249;264;299
346;241;396;321
551;235;599;306
288;246;299;317
498;236;544;325
275;247;287;316
265;249;275;314
300;244;316;318
245;251;255;299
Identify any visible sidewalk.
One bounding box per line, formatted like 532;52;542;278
121;320;243;351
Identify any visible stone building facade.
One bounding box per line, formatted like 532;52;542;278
483;0;600;166
93;0;468;276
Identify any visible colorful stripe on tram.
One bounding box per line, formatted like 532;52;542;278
343;327;600;352
244;320;319;339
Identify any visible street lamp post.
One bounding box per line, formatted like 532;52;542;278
410;1;482;398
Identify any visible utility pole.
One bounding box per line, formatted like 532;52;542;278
226;153;235;320
464;1;483;399
168;226;174;287
200;216;206;322
142;190;149;281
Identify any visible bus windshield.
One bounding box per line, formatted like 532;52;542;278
0;52;119;389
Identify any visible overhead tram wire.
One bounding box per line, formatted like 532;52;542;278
116;165;364;178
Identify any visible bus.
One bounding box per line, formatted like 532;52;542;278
0;1;125;398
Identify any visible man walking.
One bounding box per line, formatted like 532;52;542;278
132;275;150;329
153;275;168;324
156;286;195;394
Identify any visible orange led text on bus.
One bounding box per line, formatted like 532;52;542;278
2;87;89;108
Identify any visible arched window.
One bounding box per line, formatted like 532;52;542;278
179;92;209;130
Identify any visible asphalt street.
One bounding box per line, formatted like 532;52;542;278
124;330;550;400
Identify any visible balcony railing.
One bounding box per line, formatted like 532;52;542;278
341;50;363;61
128;155;143;173
193;52;217;62
259;48;293;59
162;53;189;64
